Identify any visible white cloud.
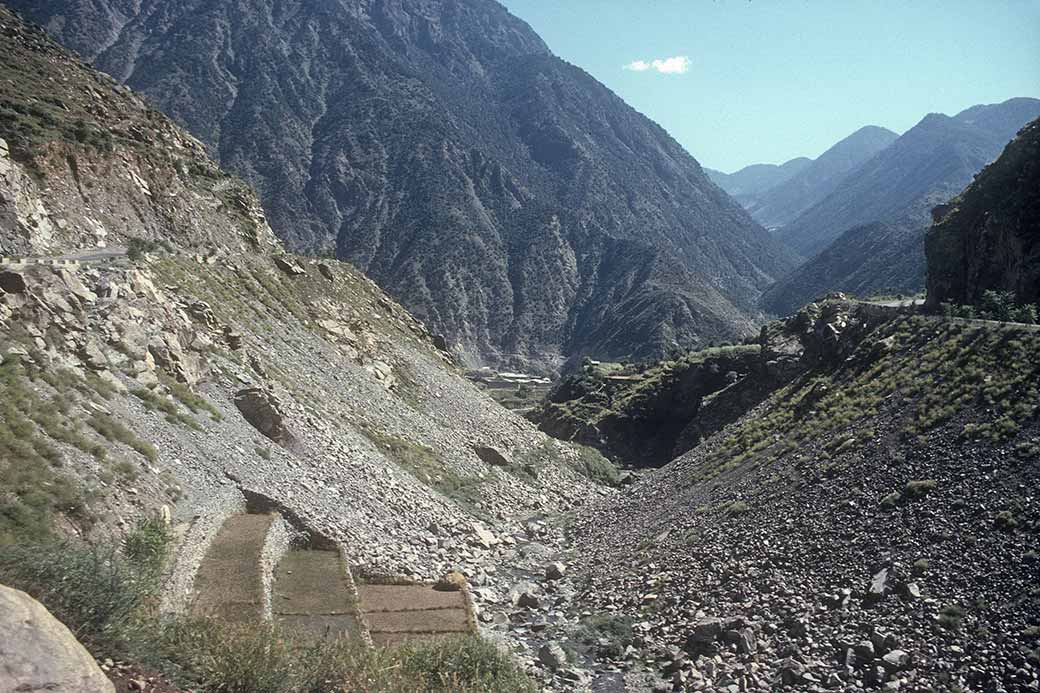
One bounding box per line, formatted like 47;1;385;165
624;55;691;75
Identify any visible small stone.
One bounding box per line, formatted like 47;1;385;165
538;642;568;671
545;562;566;581
881;650;910;671
433;571;467;592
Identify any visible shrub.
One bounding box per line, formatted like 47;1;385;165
995;510;1018;532
571;444;621;486
0;542;154;653
398;635;535;692
574;614;634;660
939;604;966;630
722;500;749;516
1012;304;1039;325
979;290;1016;322
904;479;938;498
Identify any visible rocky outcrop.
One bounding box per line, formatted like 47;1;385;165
234;387;298;450
13;0;797;372
530;346;762;467
0;583;115;693
926;117;1040;308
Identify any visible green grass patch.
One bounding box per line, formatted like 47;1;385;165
361;427;486;513
87;412;157;464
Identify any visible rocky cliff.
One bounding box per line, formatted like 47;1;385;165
9;0;796;373
926;117;1040;308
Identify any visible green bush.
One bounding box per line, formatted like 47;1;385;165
0;542;155;653
572;444;621;486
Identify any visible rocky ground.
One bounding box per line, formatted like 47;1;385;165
557;304;1040;691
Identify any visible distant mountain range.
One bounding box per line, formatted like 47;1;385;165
8;0;796;373
776;98;1040;259
721;97;1040;314
705;157;810;205
760;222;925;315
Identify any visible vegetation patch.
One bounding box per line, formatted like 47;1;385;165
131;386;202;430
0;356;96;544
360;426;486;512
691;316;1040;483
0;535;534;692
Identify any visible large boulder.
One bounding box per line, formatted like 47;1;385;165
234;387;297;449
0;269;27;294
0;583;115;692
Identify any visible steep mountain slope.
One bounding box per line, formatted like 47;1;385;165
927;117;1040;308
9;0;796;373
776;98;1040;259
745;125;898;231
705;157;811;202
760;221;926;314
0;3;600;656
566;300;1040;690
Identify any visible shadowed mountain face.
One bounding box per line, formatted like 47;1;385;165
760;222;926;315
742;126;898;232
10;0;796;373
776;98;1040;259
927;117;1040;309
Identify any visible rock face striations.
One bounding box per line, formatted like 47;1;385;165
926;117;1040;308
10;0;796;372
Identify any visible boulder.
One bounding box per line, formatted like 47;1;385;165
0;583;115;692
472;445;511;467
538;642;568;671
0;269;27;294
317;263;335;282
274;256;306;276
234;387;296;449
433;571;467;592
544;562;566;581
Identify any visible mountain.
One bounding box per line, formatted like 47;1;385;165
7;0;796;374
927;116;1040;308
745;125;898;231
776;98;1040;259
705;157;811;201
0;7;601;685
759;221;926;315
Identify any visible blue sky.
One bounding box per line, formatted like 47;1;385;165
498;1;1040;172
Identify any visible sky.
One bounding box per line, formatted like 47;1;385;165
498;0;1040;172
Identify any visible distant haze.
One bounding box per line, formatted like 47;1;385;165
500;0;1040;171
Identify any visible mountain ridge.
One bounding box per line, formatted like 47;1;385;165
775;98;1040;259
8;0;796;373
742;125;898;232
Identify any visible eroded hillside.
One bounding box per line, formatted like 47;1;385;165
0;6;609;666
565;302;1040;691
